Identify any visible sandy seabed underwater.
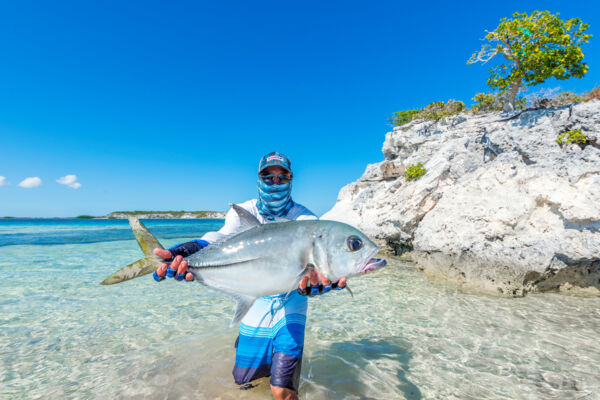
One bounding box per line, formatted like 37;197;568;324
1;219;599;399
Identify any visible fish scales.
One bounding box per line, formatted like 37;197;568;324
101;204;387;324
188;221;326;299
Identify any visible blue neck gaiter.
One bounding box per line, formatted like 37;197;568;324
256;179;294;219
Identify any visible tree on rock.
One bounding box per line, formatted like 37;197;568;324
468;11;591;112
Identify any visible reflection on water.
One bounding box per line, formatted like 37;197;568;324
304;339;421;400
1;220;599;399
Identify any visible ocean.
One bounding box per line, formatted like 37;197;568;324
1;219;599;399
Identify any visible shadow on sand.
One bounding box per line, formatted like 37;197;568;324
301;337;422;399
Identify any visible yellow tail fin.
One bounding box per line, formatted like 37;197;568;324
100;217;165;285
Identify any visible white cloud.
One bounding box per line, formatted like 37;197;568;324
0;176;8;187
19;177;42;188
57;174;81;189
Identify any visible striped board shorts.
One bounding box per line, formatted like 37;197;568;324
233;291;308;391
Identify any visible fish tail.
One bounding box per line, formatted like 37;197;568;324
101;256;162;285
128;216;164;257
100;217;165;285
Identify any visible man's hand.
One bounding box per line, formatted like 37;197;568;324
297;270;347;296
153;249;194;282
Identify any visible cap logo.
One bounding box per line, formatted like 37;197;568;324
267;155;284;162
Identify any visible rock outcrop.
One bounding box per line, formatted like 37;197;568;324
323;101;600;296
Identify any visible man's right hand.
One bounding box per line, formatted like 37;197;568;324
153;249;194;281
297;270;346;296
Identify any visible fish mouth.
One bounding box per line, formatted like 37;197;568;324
360;257;387;274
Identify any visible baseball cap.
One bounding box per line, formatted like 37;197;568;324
258;152;292;174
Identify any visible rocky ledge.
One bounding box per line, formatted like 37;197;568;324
323;100;600;296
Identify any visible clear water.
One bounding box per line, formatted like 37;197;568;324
1;219;599;399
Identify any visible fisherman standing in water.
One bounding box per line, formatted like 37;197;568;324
153;152;347;400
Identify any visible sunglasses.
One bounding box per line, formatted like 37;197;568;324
259;173;293;184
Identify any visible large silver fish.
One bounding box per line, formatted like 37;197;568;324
102;204;386;323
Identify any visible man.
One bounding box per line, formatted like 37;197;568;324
153;152;347;400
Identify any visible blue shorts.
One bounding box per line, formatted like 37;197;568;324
232;291;307;391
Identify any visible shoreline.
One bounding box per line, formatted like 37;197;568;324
2;211;226;220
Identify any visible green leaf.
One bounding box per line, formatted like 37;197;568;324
468;10;591;108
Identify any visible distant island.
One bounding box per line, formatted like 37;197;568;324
77;211;226;219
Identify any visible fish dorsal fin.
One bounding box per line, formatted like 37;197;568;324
231;295;256;326
229;203;262;232
129;216;164;257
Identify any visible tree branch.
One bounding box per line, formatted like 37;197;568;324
469;47;499;64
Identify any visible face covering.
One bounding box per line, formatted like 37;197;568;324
256;178;294;219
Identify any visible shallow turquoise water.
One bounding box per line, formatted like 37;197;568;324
2;220;599;399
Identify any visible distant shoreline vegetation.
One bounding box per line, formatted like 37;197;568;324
101;211;226;219
2;212;225;219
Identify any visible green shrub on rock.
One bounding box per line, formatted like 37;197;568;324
556;128;587;145
404;162;426;181
414;100;465;121
389;100;465;127
469;92;526;113
531;91;582;108
390;110;420;126
553;91;583;105
469;93;503;112
515;96;527;109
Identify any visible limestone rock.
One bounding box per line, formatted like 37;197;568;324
323;101;600;296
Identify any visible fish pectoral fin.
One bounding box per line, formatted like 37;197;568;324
231;295;256;326
345;284;354;298
312;237;334;280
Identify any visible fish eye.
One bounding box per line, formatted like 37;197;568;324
347;236;363;251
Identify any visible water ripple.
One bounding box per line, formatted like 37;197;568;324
1;221;599;399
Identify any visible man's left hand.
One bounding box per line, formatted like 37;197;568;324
297;270;347;296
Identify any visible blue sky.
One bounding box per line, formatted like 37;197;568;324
1;1;599;217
